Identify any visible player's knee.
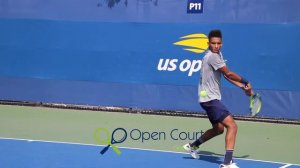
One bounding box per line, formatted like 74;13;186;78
224;119;238;132
230;122;238;132
213;126;224;135
217;127;224;135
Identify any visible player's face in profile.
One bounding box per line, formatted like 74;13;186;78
208;37;222;53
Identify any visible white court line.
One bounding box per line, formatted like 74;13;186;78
280;164;293;168
0;136;299;167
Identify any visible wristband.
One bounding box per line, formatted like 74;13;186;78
240;77;249;85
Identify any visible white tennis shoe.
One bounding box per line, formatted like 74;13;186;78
183;143;199;159
219;161;239;168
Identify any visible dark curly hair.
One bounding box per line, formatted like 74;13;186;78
208;29;222;40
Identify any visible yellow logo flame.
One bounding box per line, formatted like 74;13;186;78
174;33;208;54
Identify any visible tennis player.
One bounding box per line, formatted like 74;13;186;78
183;29;252;168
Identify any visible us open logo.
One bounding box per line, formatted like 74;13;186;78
187;0;204;14
157;33;208;76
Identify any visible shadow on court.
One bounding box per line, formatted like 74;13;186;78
199;151;249;159
183;151;250;164
183;155;223;164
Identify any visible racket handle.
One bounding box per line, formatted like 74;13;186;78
100;145;110;155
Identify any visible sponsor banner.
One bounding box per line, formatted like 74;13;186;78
0;19;300;91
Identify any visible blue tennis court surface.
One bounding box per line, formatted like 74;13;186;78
1;138;299;168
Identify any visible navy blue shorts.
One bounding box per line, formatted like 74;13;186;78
200;99;231;125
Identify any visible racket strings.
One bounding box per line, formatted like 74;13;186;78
250;93;262;116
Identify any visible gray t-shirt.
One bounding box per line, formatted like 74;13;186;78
199;50;226;102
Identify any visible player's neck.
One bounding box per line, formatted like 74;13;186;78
209;49;220;54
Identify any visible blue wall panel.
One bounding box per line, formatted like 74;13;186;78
1;20;300;91
1;0;300;119
1;0;300;23
1;76;299;119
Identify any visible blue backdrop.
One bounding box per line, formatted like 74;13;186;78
0;0;300;119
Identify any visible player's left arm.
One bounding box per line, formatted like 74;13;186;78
218;66;253;96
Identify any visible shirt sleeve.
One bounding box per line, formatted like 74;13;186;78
209;53;226;70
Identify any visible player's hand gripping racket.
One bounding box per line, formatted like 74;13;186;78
224;75;262;117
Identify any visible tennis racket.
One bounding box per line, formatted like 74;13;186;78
224;75;262;117
249;93;262;117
